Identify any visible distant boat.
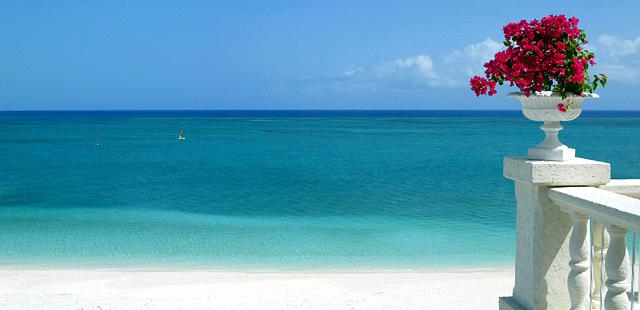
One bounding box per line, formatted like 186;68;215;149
178;128;186;140
96;135;102;146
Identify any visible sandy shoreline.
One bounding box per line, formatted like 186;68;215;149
0;267;514;309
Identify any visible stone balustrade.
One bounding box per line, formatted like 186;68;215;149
499;158;640;310
600;180;640;199
550;186;640;310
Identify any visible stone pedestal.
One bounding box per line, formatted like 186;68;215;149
499;157;610;310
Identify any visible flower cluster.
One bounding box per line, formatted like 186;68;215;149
470;76;496;96
470;15;606;99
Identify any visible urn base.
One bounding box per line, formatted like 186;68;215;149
528;145;575;161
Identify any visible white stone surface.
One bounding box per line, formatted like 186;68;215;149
504;157;610;186
508;91;592;123
508;92;598;161
549;186;640;310
605;225;631;309
592;223;610;309
527;127;576;161
501;156;611;310
549;187;640;232
600;179;640;199
567;212;591;310
498;296;528;310
508;182;573;309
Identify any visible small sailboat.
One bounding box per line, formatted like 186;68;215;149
178;128;186;140
96;135;102;146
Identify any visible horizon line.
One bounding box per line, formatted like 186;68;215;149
2;108;640;112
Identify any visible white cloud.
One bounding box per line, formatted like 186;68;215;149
295;34;640;94
598;64;639;85
295;38;505;93
376;55;438;79
373;55;455;89
592;34;640;85
296;55;455;94
596;34;640;58
444;38;503;78
342;65;365;77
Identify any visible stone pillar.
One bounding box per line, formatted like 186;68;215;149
499;157;610;310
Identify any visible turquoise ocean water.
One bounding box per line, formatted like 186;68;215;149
0;111;638;269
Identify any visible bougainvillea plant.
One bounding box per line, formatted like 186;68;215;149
470;15;606;112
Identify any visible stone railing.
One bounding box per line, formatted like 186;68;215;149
499;157;640;310
601;180;640;199
550;185;640;309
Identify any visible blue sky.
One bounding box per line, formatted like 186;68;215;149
0;0;638;110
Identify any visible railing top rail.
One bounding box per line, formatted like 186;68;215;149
600;179;640;199
549;186;640;232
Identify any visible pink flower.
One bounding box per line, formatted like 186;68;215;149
469;14;602;98
557;103;567;113
470;76;497;96
559;69;566;77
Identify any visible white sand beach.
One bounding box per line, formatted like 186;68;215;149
0;268;514;309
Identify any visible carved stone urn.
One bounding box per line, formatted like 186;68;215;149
508;91;599;161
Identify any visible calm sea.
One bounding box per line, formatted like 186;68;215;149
0;110;639;269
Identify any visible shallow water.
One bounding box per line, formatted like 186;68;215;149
0;111;638;268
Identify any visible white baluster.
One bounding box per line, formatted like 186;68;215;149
568;212;591;310
632;232;637;309
592;223;609;309
605;224;630;310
